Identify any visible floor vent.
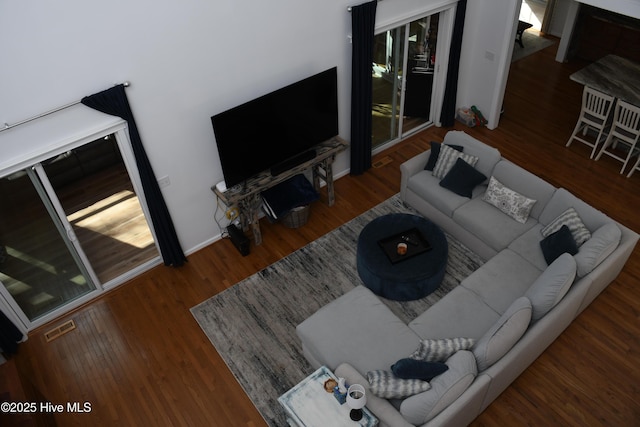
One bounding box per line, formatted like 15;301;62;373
372;156;393;168
44;319;76;342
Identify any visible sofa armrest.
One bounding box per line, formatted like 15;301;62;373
400;150;431;200
335;363;414;427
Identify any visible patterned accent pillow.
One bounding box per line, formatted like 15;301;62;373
366;370;431;399
432;144;479;179
482;176;537;224
541;207;592;246
409;337;476;362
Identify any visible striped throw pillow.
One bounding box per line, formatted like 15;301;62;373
409;337;476;362
541;207;592;246
366;370;431;399
432;144;479;179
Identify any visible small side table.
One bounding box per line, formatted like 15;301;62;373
278;366;378;427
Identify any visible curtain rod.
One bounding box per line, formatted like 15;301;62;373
1;81;131;133
347;0;382;12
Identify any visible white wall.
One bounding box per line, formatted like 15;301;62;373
456;0;520;130
0;0;513;255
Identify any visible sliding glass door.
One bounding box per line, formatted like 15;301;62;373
0;171;97;322
0;132;160;326
37;135;159;285
372;13;441;149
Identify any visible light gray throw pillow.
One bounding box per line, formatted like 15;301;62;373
525;253;577;321
574;222;621;277
473;297;532;371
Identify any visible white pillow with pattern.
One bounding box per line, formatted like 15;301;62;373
482;176;536;224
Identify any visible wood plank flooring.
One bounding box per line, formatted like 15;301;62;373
9;40;640;426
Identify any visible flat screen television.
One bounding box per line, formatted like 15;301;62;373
211;66;338;189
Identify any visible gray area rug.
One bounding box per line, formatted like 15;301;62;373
191;194;484;426
512;30;555;62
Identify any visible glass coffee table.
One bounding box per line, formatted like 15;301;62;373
278;366;378;427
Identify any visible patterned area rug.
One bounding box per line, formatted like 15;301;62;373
191;194;483;426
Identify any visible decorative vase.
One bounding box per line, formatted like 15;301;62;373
346;384;366;421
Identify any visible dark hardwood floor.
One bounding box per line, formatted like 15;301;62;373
8;40;640;426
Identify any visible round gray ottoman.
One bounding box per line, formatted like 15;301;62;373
356;213;448;301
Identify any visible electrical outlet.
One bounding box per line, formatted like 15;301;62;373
158;175;170;188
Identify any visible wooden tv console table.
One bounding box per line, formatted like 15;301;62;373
211;136;348;245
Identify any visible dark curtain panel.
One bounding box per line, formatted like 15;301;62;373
440;0;468;127
350;0;377;175
0;309;23;356
81;85;186;267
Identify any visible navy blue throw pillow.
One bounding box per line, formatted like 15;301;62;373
439;158;487;198
540;225;578;265
391;358;449;381
424;142;464;171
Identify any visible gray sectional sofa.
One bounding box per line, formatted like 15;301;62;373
296;131;639;426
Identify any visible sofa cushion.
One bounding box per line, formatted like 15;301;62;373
541;207;591;246
407;171;484;217
433;144;479;179
461;249;541;314
409;337;476;362
441;130;502;178
453;197;538;252
296;285;421;373
574;222;622;277
399;350;477;425
525;253;577;321
472;296;532;371
482;176;537;224
408;286;501;340
490;161;556;220
424;141;463;171
367;370;431;399
507;224;548;270
439;158;488;198
540;225;578;265
391;359;449;381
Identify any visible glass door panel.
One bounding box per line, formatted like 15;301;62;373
372;26;406;148
372;13;441;149
0;172;96;322
403;14;438;135
39;135;159;284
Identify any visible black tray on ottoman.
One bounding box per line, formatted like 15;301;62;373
378;227;432;264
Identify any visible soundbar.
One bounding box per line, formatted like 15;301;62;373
227;224;250;256
270;149;317;176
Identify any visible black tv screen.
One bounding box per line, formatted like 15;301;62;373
211;67;338;188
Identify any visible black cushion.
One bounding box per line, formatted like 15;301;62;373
540;225;578;265
391;358;449;381
424;142;464;171
439;158;487;198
